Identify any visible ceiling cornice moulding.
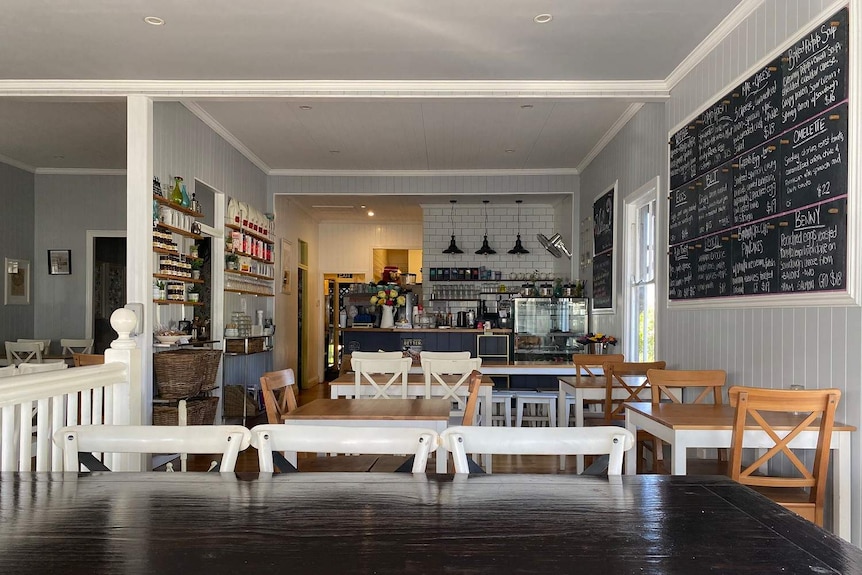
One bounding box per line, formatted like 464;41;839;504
0;153;35;173
577;102;644;173
665;0;765;89
181;101;271;174
0;80;670;100
269;168;579;178
34;168;127;176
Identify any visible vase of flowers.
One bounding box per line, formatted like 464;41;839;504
576;333;618;354
370;285;406;328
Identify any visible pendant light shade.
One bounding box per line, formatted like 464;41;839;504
475;200;496;255
508;200;530;254
442;200;463;254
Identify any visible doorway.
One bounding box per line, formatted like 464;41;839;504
90;235;127;353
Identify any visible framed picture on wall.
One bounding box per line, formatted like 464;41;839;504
5;258;30;305
281;239;293;295
48;249;71;275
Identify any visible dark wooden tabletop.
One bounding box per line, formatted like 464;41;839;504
1;473;860;575
283;398;451;421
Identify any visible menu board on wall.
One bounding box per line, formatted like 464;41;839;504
592;187;615;310
667;8;848;301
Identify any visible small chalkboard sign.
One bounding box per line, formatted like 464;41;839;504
731;221;780;296
777;198;846;293
668;243;696;300
695;234;732;298
780;102;847;211
781;8;847;129
732;58;782;155
697;92;735;174
592;251;613;309
669;123;699;189
668;184;698;245
696;161;733;237
593;187;615;255
733;137;780;224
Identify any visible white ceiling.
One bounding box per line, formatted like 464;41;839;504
0;0;746;220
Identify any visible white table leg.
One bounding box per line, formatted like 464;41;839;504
624;411;637;475
480;387;493;473
834;434;850;541
558;383;567;470
671;437;687;475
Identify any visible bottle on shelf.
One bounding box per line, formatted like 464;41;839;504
170;176;184;205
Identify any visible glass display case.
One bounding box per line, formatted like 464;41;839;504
512;297;589;361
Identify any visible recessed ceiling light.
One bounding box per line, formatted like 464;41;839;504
505;149;516;153
534;14;552;24
53;155;65;160
360;205;367;209
329;150;340;154
144;16;165;26
520;104;534;109
299;105;312;110
367;211;375;217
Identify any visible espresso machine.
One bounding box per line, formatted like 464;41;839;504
497;299;513;329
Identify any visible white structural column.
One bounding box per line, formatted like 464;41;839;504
126;95;154;426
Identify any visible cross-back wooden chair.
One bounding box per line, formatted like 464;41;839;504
5;341;44;365
420;353;482;411
61;338;94;355
351;356;412;399
571;353;625;422
260;368;298;424
602;361;666;422
73;353;105;367
645;368;727;473
728;386;840;527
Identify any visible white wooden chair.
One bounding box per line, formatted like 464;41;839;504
440;426;634;475
420;353;482;412
250;424;438;473
61;338;94;355
17;338;51;353
52;425;252;472
351;356;412;399
349;350;403;368
0;364;19;378
5;341;44;365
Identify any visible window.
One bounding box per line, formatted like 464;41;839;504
624;179;658;361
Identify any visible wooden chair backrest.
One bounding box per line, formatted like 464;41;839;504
339;354;353;376
351;357;412;399
573;353;624;383
460;371;483;426
728;386;840;527
61;338;94;355
73;353;105;367
260;369;298;424
647;369;726;404
5;341;44;365
602;361;666;421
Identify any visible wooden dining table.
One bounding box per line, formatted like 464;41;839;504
283;398;452;472
2;472;860;574
624;401;857;541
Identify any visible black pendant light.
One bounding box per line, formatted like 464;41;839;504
442;199;464;254
508;200;530;254
475;200;496;255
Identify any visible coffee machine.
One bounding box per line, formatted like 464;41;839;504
497;299;513;329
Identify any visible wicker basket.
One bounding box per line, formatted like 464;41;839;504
154;351;205;399
223;385;259;418
153;396;219;426
225;337;265;354
170;349;222;391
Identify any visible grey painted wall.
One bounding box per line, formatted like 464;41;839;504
0;161;35;345
33;174;126;349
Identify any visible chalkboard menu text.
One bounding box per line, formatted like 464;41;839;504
668;8;848;301
592;187;615;310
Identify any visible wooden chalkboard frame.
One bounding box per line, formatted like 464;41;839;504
592;183;617;312
666;6;859;309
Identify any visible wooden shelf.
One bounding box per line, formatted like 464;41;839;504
225;289;274;297
155;222;202;240
152;247;180;256
228;250;274;264
153;194;204;218
224;268;275;281
153;299;205;306
153;274;205;284
225;222;275;245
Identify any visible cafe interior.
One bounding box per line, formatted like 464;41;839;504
1;1;861;570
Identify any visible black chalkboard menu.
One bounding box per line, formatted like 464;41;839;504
592;187;615;309
667;8;848;301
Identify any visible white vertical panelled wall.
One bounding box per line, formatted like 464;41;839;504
0;161;35;345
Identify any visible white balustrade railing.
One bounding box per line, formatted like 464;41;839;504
0;308;141;472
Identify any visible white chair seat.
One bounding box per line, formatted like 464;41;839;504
514;391;557;427
490;390;515;427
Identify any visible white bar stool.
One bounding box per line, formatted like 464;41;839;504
514;391;557;427
490;390;515;426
